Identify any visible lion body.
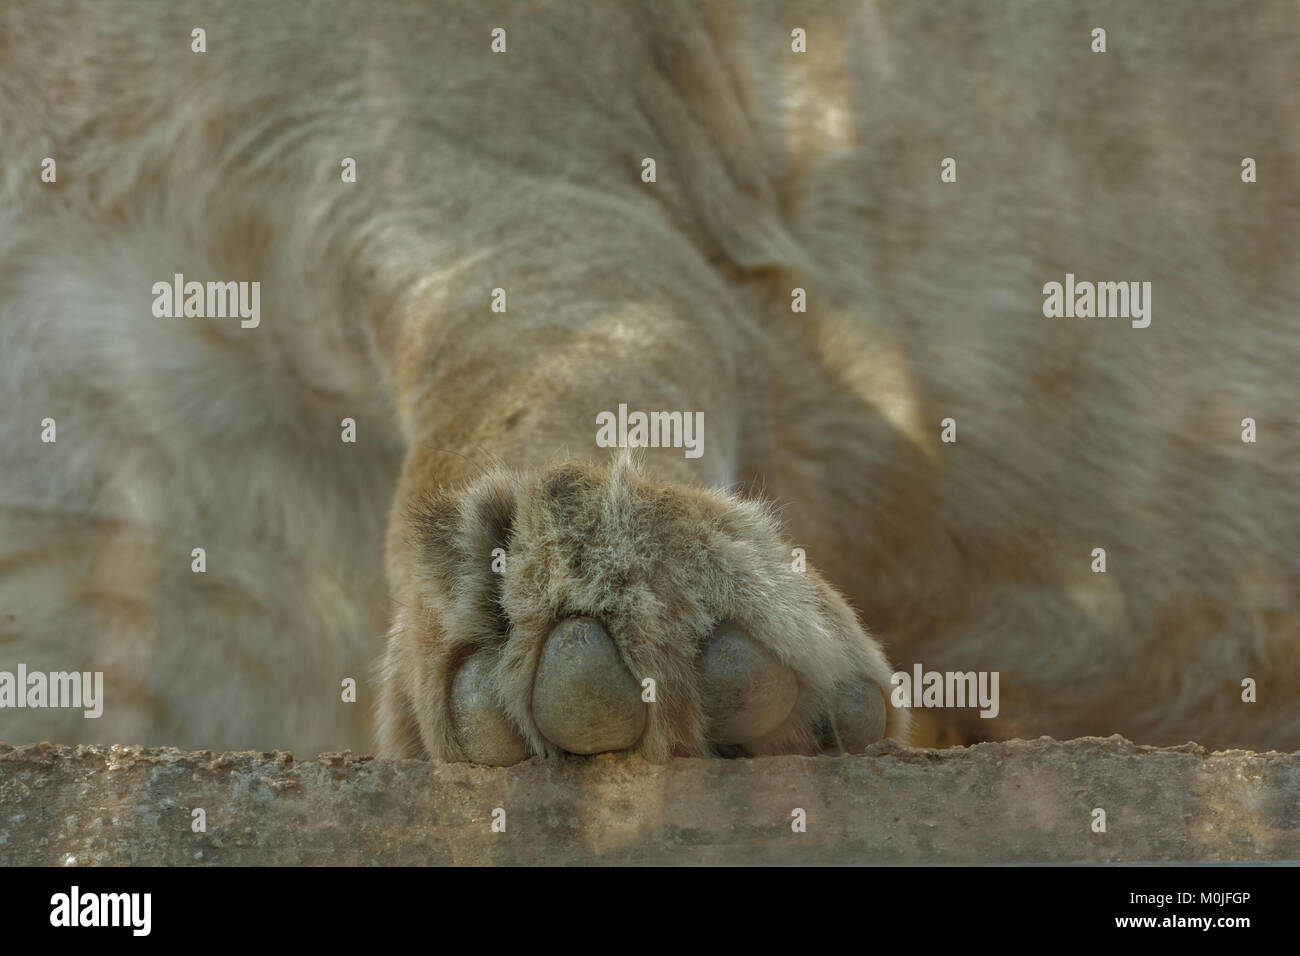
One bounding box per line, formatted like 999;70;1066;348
1;1;1297;754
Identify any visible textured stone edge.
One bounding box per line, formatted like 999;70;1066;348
2;735;1297;865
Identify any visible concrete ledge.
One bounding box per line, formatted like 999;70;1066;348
1;736;1297;865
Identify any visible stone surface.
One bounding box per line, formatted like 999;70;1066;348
1;736;1297;865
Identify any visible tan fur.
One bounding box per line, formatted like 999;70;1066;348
1;1;1296;757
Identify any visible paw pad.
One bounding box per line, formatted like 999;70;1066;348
531;617;647;754
699;621;799;744
451;653;528;766
825;680;887;754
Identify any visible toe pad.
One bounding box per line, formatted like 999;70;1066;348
452;652;529;766
532;617;647;754
699;621;799;745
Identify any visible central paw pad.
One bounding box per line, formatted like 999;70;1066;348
531;617;647;754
